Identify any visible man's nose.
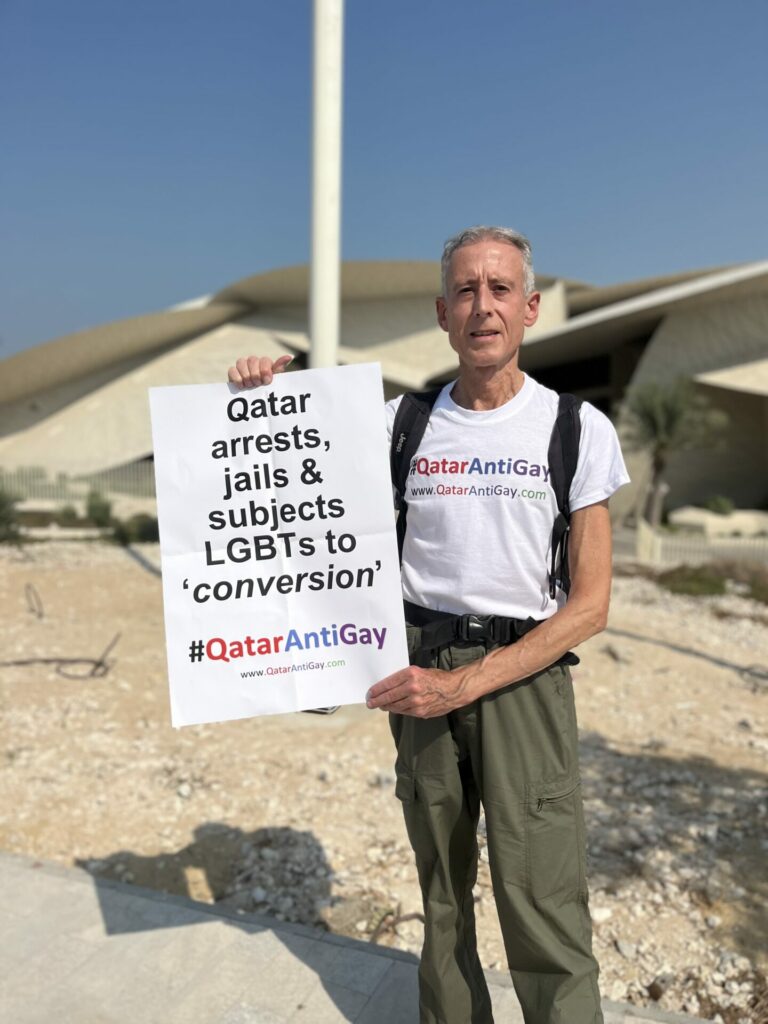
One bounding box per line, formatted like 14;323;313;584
473;284;492;316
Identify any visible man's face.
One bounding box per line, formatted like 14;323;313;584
436;240;540;372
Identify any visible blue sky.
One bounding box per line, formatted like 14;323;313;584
2;0;766;356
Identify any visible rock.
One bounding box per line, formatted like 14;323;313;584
705;914;722;929
591;906;612;924
615;939;637;959
176;782;192;799
220;890;252;911
642;738;666;751
647;974;674;1001
608;980;626;1001
601;643;631;664
368;772;394;788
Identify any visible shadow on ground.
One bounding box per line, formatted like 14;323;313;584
76;823;418;1023
604;625;768;689
120;544;162;577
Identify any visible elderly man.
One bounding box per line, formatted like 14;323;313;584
229;226;628;1024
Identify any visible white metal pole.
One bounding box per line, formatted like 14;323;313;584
309;0;344;368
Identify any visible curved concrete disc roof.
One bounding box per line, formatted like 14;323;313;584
0;324;293;475
2;258;767;475
520;261;768;370
696;356;768;397
0;260;564;408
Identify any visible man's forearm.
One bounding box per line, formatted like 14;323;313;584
366;592;608;718
451;591;608;703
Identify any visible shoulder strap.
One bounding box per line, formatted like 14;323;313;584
390;387;442;560
547;393;583;599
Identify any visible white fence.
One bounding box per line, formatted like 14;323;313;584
0;464;156;502
636;518;768;567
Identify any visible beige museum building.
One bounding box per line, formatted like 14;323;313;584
1;258;767;521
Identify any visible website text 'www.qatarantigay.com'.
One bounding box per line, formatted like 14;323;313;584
238;659;346;679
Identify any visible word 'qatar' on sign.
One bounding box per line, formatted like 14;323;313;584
149;362;408;727
226;391;311;421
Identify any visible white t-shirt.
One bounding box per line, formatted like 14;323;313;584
385;374;629;619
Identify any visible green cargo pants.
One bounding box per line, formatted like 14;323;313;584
390;626;602;1024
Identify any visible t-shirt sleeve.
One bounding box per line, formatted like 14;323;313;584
569;403;630;512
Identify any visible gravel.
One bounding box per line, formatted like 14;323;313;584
1;542;766;1021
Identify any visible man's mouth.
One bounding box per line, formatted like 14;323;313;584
470;330;499;338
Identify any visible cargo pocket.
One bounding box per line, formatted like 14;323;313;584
394;767;436;874
395;769;416;803
525;776;585;902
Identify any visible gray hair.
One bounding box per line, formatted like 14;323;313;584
440;225;535;297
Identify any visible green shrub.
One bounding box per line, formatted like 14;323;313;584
57;504;79;525
749;576;768;605
702;495;735;516
715;560;768;606
112;513;159;545
17;509;56;528
86;489;112;527
112;520;131;546
0;487;20;543
127;513;159;542
656;564;726;597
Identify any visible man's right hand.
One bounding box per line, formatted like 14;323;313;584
227;354;293;388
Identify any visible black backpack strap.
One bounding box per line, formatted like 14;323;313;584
547;393;583;599
390;387;442;561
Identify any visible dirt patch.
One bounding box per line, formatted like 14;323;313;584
1;542;766;1020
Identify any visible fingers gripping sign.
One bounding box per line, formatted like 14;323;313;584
227;354;294;389
366;664;471;718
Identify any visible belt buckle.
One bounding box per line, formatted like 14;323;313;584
459;614;490;643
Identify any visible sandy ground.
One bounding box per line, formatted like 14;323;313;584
1;541;766;1020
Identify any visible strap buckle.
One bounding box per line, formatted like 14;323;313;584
458;614;492;643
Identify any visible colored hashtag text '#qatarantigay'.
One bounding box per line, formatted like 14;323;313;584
185;622;387;665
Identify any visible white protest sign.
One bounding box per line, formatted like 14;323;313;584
149;363;408;726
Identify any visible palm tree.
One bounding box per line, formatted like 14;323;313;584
622;378;728;527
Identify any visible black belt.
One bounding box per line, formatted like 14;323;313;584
403;600;580;668
404;600;538;649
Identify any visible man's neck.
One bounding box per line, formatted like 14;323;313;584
450;363;526;411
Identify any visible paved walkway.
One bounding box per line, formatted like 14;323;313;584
0;852;705;1024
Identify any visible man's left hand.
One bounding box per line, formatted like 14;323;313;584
366;665;470;718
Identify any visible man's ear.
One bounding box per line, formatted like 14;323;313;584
524;290;541;328
436;296;449;332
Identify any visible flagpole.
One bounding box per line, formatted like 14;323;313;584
309;0;344;368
